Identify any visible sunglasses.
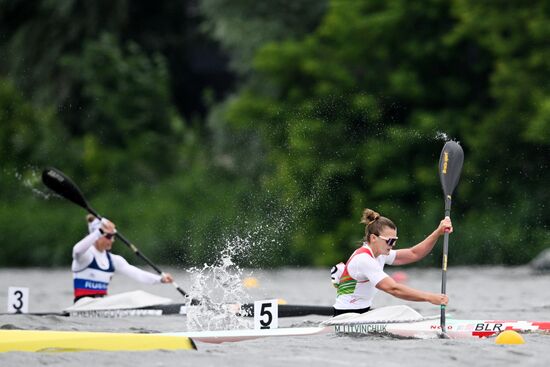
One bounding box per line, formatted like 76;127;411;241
378;235;398;247
103;233;116;240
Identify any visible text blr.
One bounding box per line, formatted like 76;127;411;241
475;323;503;332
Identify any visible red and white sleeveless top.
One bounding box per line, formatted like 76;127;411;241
333;244;396;310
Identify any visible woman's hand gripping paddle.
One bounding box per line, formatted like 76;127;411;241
438;141;464;338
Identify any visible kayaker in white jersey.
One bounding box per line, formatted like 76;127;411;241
72;215;173;303
332;208;451;316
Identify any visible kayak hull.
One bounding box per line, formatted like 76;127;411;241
331;318;550;339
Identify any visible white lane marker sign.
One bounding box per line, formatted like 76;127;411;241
7;287;29;314
254;299;278;330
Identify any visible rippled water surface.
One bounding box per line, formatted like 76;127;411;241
0;266;549;366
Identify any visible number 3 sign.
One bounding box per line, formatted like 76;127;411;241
254;299;278;330
7;287;29;314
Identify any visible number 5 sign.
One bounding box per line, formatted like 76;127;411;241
7;287;29;314
254;299;278;330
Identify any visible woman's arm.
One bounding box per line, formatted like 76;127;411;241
71;230;102;270
376;277;448;305
393;217;452;265
111;254;163;284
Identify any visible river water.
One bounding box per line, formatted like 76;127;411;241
0;266;549;366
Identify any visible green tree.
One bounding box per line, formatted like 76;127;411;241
0;0;223;120
199;0;328;74
0;77;70;193
220;0;550;266
61;33;185;189
0;77;77;266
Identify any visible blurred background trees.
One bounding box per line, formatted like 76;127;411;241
1;0;548;267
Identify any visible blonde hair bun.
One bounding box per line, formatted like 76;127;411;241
360;208;380;225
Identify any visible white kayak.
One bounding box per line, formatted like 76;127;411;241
0;291;185;317
4;291;332;318
166;306;550;343
325;309;550;339
166;327;330;344
63;290;181;317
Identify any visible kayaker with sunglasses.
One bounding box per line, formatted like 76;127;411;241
331;208;452;316
71;215;173;303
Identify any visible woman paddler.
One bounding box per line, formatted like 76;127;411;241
72;215;174;303
331;208;451;316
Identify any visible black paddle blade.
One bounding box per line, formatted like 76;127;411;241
439;141;464;197
42;167;90;210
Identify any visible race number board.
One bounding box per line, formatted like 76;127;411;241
254;299;278;329
7;287;29;313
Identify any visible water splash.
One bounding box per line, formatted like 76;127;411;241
185;239;253;331
235;210;295;265
4;167;54;199
182;193;308;331
435;131;450;141
184;207;299;330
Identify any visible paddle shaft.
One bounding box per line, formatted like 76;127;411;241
2;304;335;318
437;141;464;338
440;196;452;332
